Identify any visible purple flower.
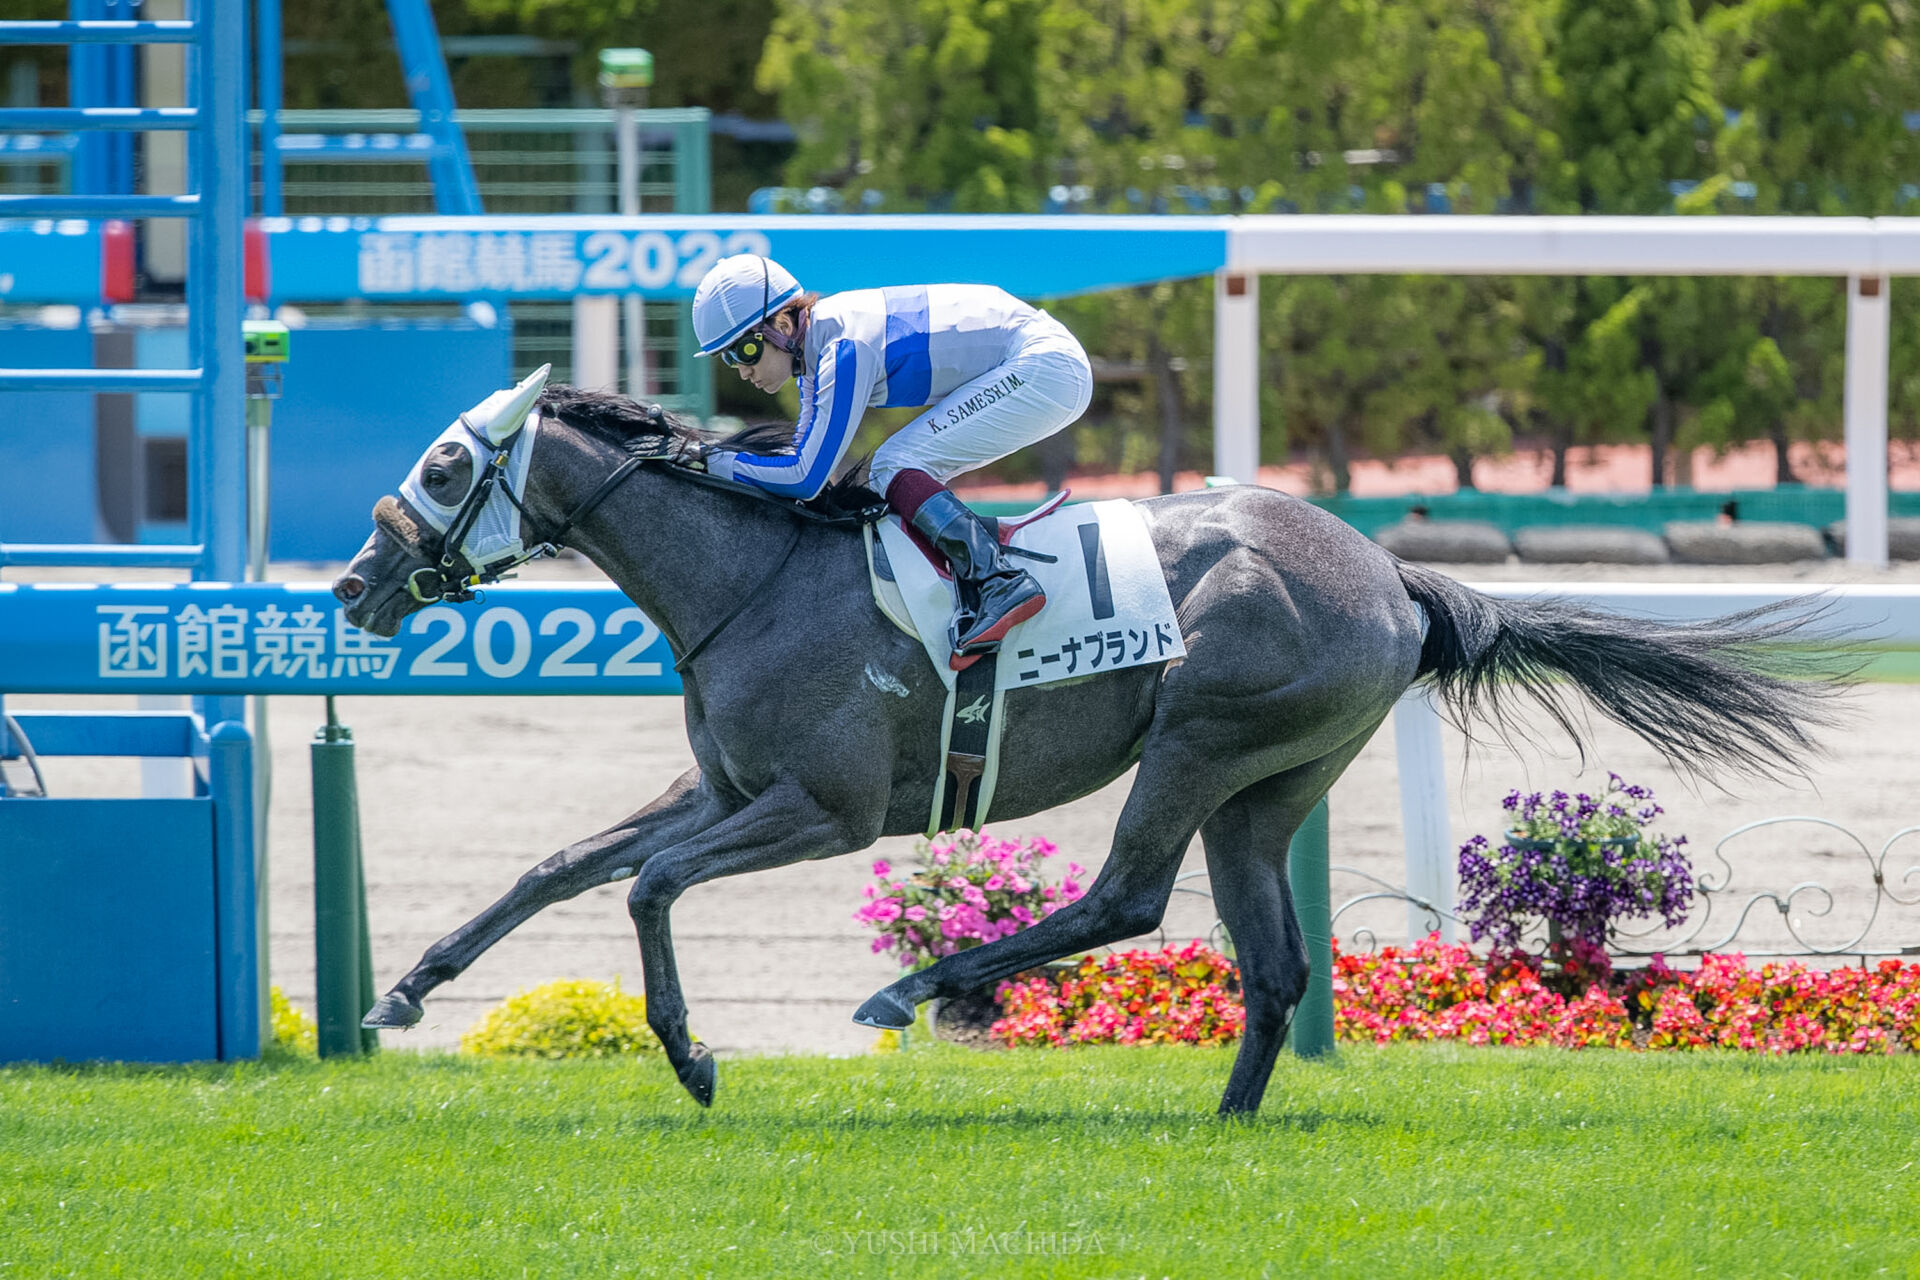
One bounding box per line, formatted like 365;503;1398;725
1458;774;1694;959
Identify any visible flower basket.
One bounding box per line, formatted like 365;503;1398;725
1458;775;1694;980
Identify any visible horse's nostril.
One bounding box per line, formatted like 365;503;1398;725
333;575;366;604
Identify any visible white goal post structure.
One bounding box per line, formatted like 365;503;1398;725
1208;217;1920;940
1211;215;1920;569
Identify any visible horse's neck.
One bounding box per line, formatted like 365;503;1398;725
550;439;826;660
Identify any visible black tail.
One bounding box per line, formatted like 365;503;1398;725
1395;561;1851;780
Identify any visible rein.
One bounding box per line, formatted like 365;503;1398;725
670;523;803;673
410;411;884;666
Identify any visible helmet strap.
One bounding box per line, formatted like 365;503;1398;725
762;307;808;378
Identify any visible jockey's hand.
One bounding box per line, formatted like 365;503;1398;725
679;441;712;472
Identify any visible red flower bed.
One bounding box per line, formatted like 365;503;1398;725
1340;936;1920;1054
991;936;1920;1054
992;941;1244;1047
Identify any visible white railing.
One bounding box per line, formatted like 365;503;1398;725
1209;216;1916;567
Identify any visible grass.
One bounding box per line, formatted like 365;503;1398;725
3;1043;1918;1279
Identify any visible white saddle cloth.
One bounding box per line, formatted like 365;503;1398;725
870;498;1187;692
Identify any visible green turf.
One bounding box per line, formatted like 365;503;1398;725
2;1043;1916;1278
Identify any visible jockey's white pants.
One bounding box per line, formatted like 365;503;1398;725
869;313;1093;495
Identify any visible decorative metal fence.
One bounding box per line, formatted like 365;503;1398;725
1160;819;1920;968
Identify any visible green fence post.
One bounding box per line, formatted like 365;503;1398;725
1286;797;1335;1059
311;697;374;1058
356;820;379;1056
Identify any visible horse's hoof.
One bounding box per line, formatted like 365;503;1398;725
676;1042;716;1108
361;991;424;1030
852;989;917;1030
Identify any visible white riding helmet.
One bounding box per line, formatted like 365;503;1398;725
692;254;803;356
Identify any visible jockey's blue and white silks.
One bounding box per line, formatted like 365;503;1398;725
705;284;1093;499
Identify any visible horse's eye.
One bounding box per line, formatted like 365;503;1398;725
423;466;448;487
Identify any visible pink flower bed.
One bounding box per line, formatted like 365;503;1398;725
854;832;1085;970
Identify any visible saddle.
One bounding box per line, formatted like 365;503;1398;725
863;493;1187;836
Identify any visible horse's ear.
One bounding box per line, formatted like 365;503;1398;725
461;364;552;445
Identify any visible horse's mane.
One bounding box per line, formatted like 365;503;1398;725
535;384;881;519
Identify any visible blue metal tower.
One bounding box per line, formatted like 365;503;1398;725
0;0;262;1061
253;0;484;217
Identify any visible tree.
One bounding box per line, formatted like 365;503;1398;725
759;0;1048;209
1555;0;1720;213
461;0;781;114
1030;0;1264;489
1701;0;1918;473
1255;0;1558;489
1551;0;1738;486
1710;0;1916;216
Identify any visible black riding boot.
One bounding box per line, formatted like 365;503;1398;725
908;489;1047;660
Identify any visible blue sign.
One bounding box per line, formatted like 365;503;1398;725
0;221;102;305
263;214;1230;302
0;583;682;695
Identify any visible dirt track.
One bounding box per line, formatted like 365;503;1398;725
14;554;1920;1058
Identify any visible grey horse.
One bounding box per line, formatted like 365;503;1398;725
332;387;1838;1116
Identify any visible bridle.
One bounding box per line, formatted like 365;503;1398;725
405;413;676;606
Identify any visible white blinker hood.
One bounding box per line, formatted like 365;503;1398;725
399;363;552;572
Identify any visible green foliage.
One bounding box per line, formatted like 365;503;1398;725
459;978;664;1059
1555;0;1721;214
268;986;318;1056
1708;0;1918;216
461;0;779;114
249;0;1920;486
760;0;1048;209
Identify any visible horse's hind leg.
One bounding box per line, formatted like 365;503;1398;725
364;767;722;1029
1202;738;1373;1117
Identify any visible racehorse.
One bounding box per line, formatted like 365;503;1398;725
332;384;1840;1116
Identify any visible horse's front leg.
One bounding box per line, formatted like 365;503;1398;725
364;767;727;1029
626;780;868;1106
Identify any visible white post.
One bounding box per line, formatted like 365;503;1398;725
139;694;194;797
573;295;620;390
1844;273;1891;569
1212;270;1259;485
615;103;649;399
1393;688;1454;943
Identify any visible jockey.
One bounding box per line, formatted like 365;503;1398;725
690;253;1093;661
